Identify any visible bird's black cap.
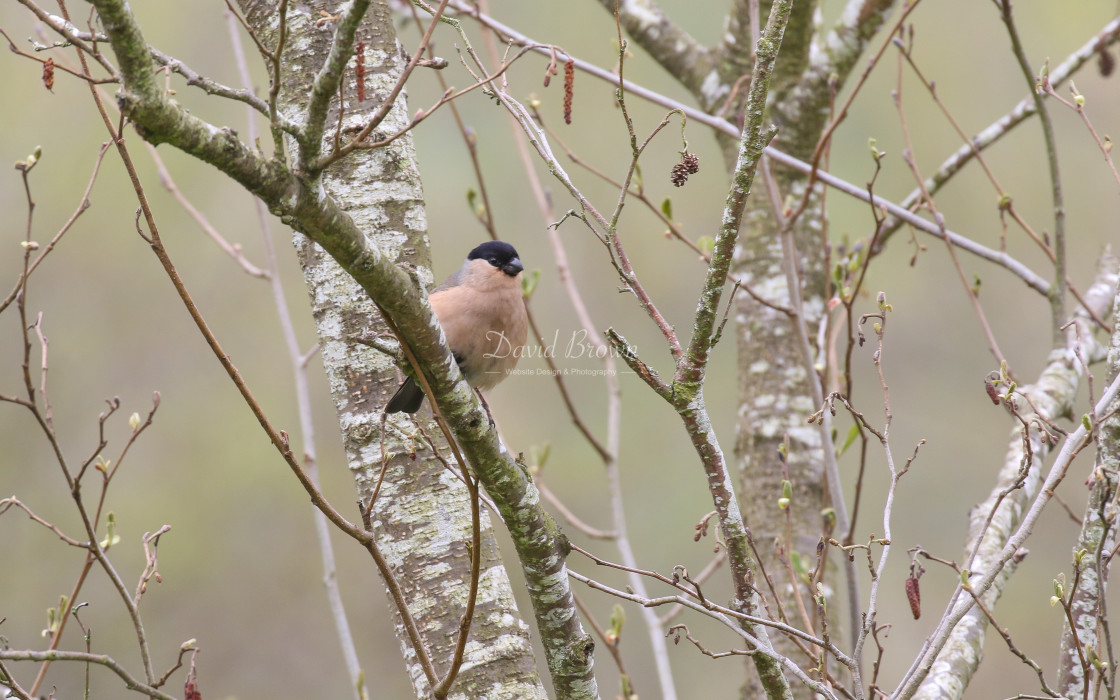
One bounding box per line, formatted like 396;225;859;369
467;241;519;263
468;241;523;276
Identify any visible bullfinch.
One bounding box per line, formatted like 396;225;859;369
385;241;528;414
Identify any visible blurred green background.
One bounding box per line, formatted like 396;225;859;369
1;1;1118;698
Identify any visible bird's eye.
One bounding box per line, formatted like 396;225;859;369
489;257;498;265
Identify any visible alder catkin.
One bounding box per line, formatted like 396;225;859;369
563;59;575;124
905;576;921;620
355;42;366;102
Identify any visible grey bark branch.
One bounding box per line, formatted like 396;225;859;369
668;0;797;695
1058;300;1120;696
1058;275;1120;698
770;0;895;161
729;1;893;694
301;0;371;162
595;0;713;97
715;0;757;81
904;251;1120;700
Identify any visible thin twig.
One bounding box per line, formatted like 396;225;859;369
893;50;1009;369
144;143;269;279
536;480;617;539
998;0;1066;340
0;497;85;547
895;372;1120;696
883;15;1120;244
567;568;845;699
0;140;108;316
0;650;177;700
572;592;637;696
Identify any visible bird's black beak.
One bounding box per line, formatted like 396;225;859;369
502;257;523;276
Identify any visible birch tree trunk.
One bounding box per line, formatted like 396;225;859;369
240;2;546;697
601;1;896;695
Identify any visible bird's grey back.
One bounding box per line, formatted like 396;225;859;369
431;262;467;293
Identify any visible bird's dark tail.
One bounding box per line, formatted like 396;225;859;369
385;377;426;414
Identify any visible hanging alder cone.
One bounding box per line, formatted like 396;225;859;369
671;152;700;187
